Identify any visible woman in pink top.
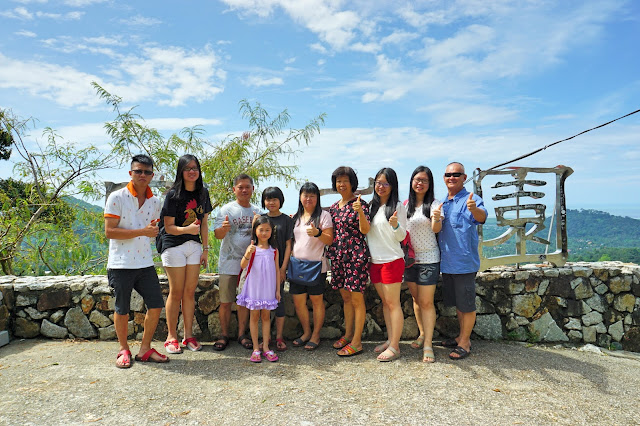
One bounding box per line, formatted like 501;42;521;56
289;182;334;350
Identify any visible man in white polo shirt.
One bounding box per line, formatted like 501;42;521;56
104;154;168;368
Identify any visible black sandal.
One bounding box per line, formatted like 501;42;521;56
238;334;253;350
212;335;229;351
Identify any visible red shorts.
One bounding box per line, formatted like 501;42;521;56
369;258;405;284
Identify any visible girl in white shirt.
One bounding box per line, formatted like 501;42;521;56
367;168;407;362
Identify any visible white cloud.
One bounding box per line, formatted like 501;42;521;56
63;0;108;6
121;15;162;26
0;45;226;108
244;76;284;87
381;30;418;46
15;29;37;37
284;57;296;64
1;7;34;19
420;102;519;128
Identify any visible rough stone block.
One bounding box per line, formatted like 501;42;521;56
401;316;420;339
543;269;560;278
528;312;568;342
320;326;342;340
573;267;593;278
50;310;65;324
25;307;48;320
609;276;630;294
582;325;597;343
80;296;95;314
36;289;71;311
515;271;530;281
40;319;68;339
14;317;40;338
593;268;608;281
567;330;582;341
64;307;97;338
564;318;581;330
0;305;9;331
0;330;8;347
474;314;503;340
597;333;611;348
475;296;495;314
525;278;539;293
622;327;640;352
512;294;541;318
608;320;624;342
585;294;606;313
613;294;636;313
16;294;37;307
207;312;238;339
547;280;571;298
197;289;220;315
89;310;112;328
573;280;594;300
507;283;525;295
364;313;383;338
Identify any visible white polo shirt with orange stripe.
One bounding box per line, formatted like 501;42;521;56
104;181;162;269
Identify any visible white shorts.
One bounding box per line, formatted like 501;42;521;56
161;240;203;267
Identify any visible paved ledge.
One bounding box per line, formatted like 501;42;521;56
0;339;638;425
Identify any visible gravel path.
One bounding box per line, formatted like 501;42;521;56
1;339;639;425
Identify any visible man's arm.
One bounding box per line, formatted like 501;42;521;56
105;217;159;240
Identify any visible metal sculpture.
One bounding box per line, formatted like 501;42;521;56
473;165;573;270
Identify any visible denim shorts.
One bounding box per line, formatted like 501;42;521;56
404;263;440;286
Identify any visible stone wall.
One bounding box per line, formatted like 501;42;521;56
1;262;639;352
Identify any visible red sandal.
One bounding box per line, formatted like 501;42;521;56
182;337;202;352
116;349;132;368
135;348;169;363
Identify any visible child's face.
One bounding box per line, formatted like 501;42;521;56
255;223;272;241
264;197;281;213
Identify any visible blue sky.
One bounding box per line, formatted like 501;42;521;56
1;0;639;217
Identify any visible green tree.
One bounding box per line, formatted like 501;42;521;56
0;109;117;275
93;82;326;208
0;110;14;160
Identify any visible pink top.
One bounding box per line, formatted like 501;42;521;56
291;210;333;272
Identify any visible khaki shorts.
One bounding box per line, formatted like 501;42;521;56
218;274;239;303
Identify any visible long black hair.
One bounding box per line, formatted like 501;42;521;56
292;182;322;228
370;167;399;220
169;154;204;200
407;166;435;218
251;215;276;248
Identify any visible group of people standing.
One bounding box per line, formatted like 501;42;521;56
105;154;487;368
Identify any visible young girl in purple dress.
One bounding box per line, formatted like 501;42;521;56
236;216;281;363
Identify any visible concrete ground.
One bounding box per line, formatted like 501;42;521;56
1;338;639;425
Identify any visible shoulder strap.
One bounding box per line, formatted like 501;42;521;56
245;250;256;275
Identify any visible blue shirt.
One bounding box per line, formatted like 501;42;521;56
438;188;487;274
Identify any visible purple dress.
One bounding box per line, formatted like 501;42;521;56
236;246;278;310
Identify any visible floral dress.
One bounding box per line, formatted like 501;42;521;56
327;199;370;292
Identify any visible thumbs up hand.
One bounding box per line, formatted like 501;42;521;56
432;202;443;222
306;221;320;237
353;194;362;213
466;192;477;212
221;214;231;231
389;210;398;228
185;219;201;235
245;240;256;257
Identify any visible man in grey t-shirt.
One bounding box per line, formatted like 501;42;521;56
212;174;262;350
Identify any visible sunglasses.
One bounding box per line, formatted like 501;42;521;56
444;172;464;178
132;169;153;176
184;167;200;172
413;178;429;185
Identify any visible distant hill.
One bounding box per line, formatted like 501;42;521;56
63;196;103;213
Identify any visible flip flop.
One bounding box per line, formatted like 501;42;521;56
374;340;390;354
135;348;169;363
332;336;350;350
449;346;471;360
115;349;132;369
292;337;309;347
304;341;320;351
337;343;363;357
250;350;262;363
238;334;253;350
182;337;202;352
410;336;425;349
377;346;400;362
164;339;182;354
422;347;436;363
275;338;287;351
212;336;229;351
264;350;279;362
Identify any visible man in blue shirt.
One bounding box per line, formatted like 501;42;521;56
435;162;487;360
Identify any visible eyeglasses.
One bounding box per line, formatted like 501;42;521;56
132;169;153;176
413;178;429;185
184;167;200;172
444;172;464;178
375;181;390;188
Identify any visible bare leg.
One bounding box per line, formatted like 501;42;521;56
350;291;366;350
237;305;249;338
218;302;231;340
379;282;403;351
137;307;164;361
373;282;391;343
114;312;130;353
451;309;475;357
407;281;425;342
181;264;201;342
308;294;325;344
293;293;311;340
340;288;355;341
261;309;271;353
165;266;186;342
418;285;437;361
250;309;260;350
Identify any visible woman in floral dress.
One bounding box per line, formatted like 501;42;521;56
327;166;370;357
